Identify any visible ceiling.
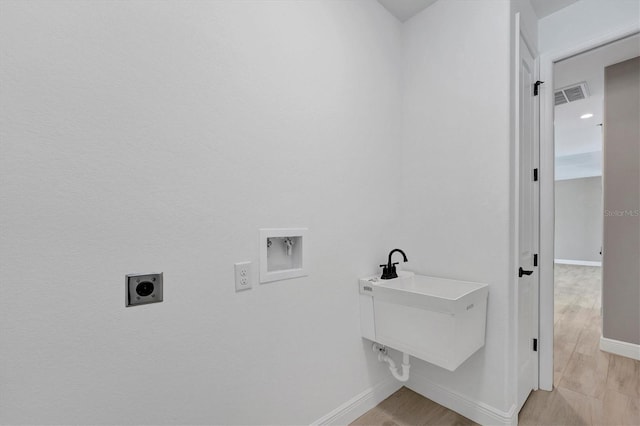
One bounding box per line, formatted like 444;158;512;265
530;0;580;19
377;0;580;22
377;0;437;22
554;34;640;180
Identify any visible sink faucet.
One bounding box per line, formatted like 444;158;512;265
380;249;408;280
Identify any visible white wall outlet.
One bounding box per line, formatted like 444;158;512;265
234;261;252;292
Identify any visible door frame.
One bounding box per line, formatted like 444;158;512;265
537;23;640;391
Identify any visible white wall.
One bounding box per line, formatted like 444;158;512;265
555;177;603;262
0;1;403;424
539;0;640;53
398;0;517;416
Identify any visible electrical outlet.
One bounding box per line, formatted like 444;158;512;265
126;272;163;307
234;262;252;292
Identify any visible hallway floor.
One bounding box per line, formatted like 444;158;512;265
519;264;639;425
351;265;639;426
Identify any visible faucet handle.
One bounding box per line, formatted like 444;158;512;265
380;264;394;280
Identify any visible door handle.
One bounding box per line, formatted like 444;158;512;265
519;267;534;277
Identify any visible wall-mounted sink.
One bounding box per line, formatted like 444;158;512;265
359;271;488;371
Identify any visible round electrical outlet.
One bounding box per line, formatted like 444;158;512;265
126;273;163;307
136;281;154;297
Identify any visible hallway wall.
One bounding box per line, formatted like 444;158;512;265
602;56;640;346
555;176;603;262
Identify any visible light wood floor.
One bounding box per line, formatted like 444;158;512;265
519;264;639;426
351;265;640;426
351;386;476;426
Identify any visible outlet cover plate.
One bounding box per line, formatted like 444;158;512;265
126;273;163;307
234;262;252;292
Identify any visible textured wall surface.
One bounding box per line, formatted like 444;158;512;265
398;0;515;415
538;0;640;53
0;1;403;423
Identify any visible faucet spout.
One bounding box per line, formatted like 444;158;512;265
387;249;408;267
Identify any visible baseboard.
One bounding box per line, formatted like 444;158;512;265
600;337;640;361
310;378;402;425
406;370;517;426
554;259;602;267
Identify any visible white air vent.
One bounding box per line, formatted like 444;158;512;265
554;82;589;106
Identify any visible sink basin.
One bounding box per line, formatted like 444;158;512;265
359;271;488;371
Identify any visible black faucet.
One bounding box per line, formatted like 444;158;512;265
380;249;408;280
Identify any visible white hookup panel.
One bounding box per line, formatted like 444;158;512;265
234;262;252;292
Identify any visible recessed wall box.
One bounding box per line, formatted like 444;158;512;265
126;273;163;307
259;228;308;283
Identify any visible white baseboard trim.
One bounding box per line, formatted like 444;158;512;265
555;259;602;267
600;337;640;361
310;378;402;425
406;370;517;426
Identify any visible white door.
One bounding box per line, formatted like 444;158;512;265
517;32;539;410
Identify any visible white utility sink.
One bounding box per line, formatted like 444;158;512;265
359;271;488;371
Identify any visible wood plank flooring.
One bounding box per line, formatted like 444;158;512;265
350;386;476;426
520;264;640;426
351;265;640;426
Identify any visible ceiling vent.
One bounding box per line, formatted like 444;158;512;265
554;82;589;106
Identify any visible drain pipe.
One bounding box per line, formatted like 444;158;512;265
373;343;410;382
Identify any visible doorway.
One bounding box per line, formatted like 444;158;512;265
552;36;611;389
540;30;640;392
519;32;640;426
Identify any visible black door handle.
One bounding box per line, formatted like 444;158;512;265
519;267;534;277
